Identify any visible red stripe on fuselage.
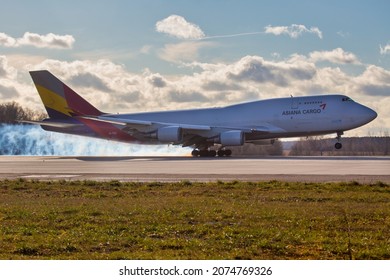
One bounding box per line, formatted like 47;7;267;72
78;118;138;143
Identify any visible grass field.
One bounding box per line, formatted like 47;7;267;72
0;179;389;260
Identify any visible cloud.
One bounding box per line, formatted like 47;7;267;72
226;55;316;86
140;45;152;54
0;83;18;98
309;48;361;64
380;43;390;55
0;56;17;79
69;72;111;92
0;32;75;49
0;33;17;47
147;73;167;88
156;15;205;39
158;41;214;62
168;90;209;103
265;24;323;39
354;65;390;96
360;84;390;96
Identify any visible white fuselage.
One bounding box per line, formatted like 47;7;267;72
107;94;377;141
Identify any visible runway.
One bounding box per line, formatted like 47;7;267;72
0;156;389;183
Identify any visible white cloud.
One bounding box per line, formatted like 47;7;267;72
0;32;75;49
0;33;17;47
156;15;205;39
140;45;152;54
226;55;316;87
265;24;323;39
380;43;390;55
0;56;17;79
309;48;361;64
158;41;214;62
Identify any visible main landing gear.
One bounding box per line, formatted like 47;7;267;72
191;149;232;157
335;132;343;150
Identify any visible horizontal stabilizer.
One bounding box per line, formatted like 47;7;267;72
20;120;83;128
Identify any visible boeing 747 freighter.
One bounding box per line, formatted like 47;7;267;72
28;70;377;157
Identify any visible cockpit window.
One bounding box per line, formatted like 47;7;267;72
342;97;353;102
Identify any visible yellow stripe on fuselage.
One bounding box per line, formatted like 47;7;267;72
35;85;74;116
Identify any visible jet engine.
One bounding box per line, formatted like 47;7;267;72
219;130;245;146
157;126;182;142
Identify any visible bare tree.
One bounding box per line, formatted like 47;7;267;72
0;102;47;124
289;137;390;156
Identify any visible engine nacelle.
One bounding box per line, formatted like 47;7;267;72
219;130;245;146
157;126;182;142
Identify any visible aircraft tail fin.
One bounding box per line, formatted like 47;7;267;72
30;70;102;119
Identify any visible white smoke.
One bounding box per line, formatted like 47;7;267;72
0;124;190;156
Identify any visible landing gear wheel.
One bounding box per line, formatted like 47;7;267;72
192;149;217;157
334;131;343;150
217;149;232;157
191;150;200;157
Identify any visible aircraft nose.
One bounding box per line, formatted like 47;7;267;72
361;106;377;123
366;107;377;122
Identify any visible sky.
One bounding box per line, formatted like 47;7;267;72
0;0;389;137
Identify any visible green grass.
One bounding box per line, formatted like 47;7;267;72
0;179;389;260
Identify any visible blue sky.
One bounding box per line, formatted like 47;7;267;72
0;0;389;136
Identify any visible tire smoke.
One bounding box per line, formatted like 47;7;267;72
0;124;189;156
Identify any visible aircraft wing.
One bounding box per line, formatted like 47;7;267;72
80;115;212;131
249;124;286;134
80;115;285;135
80;115;286;133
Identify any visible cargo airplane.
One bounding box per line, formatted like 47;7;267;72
28;70;377;157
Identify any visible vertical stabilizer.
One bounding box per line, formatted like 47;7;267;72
30;70;102;119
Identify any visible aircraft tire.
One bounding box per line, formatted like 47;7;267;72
335;142;342;150
191;150;200;157
208;150;217;157
217;149;232;157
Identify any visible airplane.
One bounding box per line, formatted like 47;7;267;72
27;70;377;157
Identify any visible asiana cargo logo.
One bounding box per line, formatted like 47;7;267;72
282;103;327;116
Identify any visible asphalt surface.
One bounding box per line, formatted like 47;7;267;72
0;156;389;183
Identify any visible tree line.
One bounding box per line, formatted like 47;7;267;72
289;136;390;156
0;102;46;124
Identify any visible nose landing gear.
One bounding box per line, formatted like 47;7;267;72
335;132;343;150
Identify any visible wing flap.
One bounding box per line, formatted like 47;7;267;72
250;125;286;134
